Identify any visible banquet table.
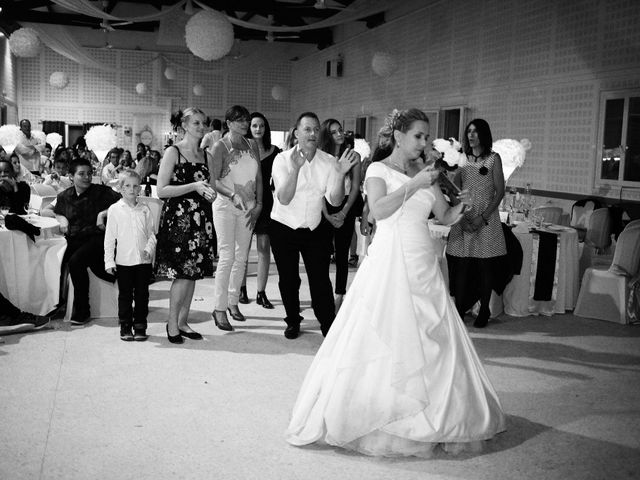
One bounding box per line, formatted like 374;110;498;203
0;215;66;315
502;224;579;316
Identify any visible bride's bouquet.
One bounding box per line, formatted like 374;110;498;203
429;138;467;196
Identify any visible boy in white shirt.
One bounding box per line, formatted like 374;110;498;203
104;170;157;341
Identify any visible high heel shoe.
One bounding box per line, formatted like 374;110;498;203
166;324;184;344
256;291;274;309
227;306;245;322
211;310;234;331
179;329;203;340
238;286;249;304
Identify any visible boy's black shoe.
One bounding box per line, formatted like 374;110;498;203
133;328;148;341
120;325;134;341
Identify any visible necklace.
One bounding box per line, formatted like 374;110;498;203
469;151;485;162
386;160;406;174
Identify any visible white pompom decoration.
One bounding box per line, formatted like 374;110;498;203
49;71;69;89
84;125;117;163
193;84;204;96
371;51;396;77
30;130;46;146
46;132;63;152
492;138;531;183
271;85;288;101
164;67;176;80
353;138;371;161
185;10;234;61
8;28;41;58
0;125;22;155
136;82;147;95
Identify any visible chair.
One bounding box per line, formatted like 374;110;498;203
64;269;118;320
574;225;640;324
29;194;57;214
137;196;163;234
624;219;640;230
579;208;613;277
532;206;563;225
570;198;602;241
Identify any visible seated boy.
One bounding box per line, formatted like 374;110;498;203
54;158;120;324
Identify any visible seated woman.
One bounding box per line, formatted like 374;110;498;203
0;159;30;214
10;153;36;184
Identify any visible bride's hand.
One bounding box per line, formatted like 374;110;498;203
412;166;439;188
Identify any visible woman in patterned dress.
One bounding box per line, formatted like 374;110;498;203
446;119;507;328
155;108;217;343
208;105;262;331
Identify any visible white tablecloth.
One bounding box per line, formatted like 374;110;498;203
503;225;579;316
0;217;66;315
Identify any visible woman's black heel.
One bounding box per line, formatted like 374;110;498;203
256;291;274;309
166;324;184;344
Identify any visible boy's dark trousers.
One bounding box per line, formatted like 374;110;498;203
116;264;152;330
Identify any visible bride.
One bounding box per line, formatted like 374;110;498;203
285;108;506;457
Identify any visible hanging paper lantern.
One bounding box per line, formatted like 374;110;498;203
271;85;288;101
371;51;396;77
49;72;69;89
164;67;176;80
185;10;234;61
8;28;41;58
84;125;117;163
136;82;147;95
193;84;204;96
46;133;63;152
0;125;22;155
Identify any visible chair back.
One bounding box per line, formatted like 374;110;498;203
571;198;602;229
624;219;640;230
533;206;563;224
585;208;611;250
30;183;58;197
609;227;640;276
137;196;163;234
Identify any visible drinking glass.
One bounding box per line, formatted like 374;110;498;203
0;204;9;228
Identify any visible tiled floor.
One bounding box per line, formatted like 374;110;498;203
2;258;640;480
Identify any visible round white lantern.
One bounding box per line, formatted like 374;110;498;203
49;72;69;89
8;28;41;58
371;51;396;77
185;10;234;61
271;85;288;101
164;67;176;80
135;82;147;95
193;84;204;96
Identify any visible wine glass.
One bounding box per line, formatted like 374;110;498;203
0;204;9;228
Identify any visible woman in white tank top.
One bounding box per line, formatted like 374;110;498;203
208;105;263;331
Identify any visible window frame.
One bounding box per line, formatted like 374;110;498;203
595;89;640;189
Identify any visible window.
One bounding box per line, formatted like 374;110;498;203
597;91;640;186
438;106;468;142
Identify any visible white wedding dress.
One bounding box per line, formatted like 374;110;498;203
285;162;506;457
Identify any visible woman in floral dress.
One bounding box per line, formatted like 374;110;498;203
155;108;217;344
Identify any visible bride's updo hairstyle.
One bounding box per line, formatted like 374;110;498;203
372;108;429;162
